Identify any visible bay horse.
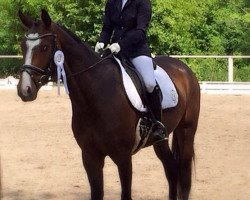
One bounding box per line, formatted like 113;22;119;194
17;10;200;200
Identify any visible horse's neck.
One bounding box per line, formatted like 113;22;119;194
53;24;100;110
54;24;99;71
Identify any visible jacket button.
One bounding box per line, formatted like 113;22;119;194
121;27;124;30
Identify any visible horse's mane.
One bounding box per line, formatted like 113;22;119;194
56;24;96;54
56;23;99;59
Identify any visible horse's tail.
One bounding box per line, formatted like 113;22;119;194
172;128;196;200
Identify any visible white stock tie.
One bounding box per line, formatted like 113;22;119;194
121;0;128;10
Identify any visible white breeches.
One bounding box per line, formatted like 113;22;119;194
130;56;157;93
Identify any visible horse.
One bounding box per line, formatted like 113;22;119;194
17;10;200;200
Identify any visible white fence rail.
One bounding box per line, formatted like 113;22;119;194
169;55;250;83
0;55;22;58
0;55;250;94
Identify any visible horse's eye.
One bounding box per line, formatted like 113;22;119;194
41;45;48;52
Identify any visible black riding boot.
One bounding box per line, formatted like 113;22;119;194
147;86;167;143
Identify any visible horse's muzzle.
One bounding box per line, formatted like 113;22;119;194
17;72;38;102
17;85;37;102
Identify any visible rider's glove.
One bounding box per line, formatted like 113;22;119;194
95;42;104;53
109;43;121;54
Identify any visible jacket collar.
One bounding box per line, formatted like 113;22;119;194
115;0;122;12
115;0;133;12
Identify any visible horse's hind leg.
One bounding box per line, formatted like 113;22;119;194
173;87;200;200
173;123;196;200
153;141;178;200
82;151;105;200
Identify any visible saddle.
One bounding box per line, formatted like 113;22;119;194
119;56;149;109
101;49;158;113
101;49;177;112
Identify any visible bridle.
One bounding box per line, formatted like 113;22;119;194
20;33;58;87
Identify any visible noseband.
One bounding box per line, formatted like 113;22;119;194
21;33;58;87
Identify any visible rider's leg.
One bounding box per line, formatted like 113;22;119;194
130;55;156;93
130;56;167;142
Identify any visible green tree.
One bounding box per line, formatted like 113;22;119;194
0;0;249;80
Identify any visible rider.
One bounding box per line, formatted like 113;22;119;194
95;0;166;142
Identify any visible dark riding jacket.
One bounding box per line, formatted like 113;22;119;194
99;0;152;58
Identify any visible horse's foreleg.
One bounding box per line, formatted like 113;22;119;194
111;154;132;200
153;141;178;200
82;151;105;200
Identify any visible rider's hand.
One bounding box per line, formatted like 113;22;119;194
109;43;121;54
95;42;104;53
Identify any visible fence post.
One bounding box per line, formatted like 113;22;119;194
228;57;234;82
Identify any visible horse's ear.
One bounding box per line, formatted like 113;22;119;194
18;10;33;29
41;9;51;27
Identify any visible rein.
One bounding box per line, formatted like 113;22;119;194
67;53;113;78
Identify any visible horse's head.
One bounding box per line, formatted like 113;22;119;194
17;10;57;101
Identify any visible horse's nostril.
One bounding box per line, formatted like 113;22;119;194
27;86;32;95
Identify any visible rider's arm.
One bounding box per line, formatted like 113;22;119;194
99;0;114;46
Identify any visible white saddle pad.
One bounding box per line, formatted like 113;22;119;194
113;56;178;112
